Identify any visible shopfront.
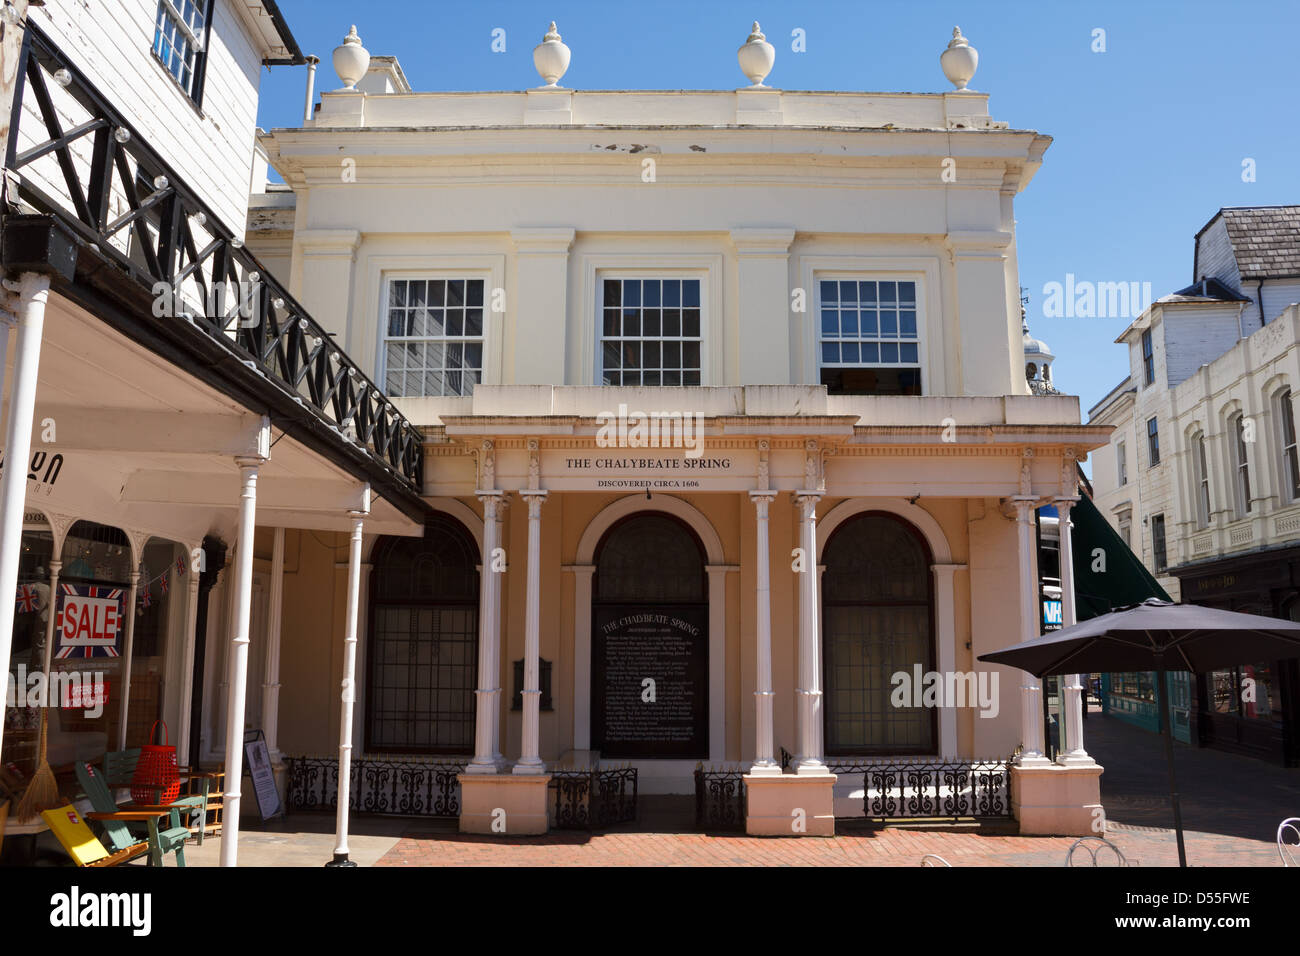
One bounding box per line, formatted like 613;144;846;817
1174;553;1300;766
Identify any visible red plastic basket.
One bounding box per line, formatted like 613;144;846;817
131;720;180;805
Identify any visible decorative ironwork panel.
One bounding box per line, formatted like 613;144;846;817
822;757;1013;821
549;767;637;830
694;765;746;831
285;756;465;818
6;26;423;491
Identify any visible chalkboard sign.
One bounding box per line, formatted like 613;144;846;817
591;604;708;758
243;729;283;821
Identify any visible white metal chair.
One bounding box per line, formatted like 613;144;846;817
1065;835;1128;867
920;854;951;867
1278;818;1300;867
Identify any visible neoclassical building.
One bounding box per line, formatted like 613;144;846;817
237;22;1113;836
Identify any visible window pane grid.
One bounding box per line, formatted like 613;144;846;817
152;1;206;97
384;278;485;397
600;278;702;386
818;279;919;367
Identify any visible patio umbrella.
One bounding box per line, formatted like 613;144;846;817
978;597;1300;866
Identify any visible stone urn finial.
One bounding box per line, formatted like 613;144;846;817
940;26;979;91
332;25;370;91
737;21;775;87
533;21;571;88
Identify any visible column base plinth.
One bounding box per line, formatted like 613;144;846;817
744;772;836;837
458;773;551;835
1011;762;1104;836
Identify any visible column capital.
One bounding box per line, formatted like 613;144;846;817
794;489;824;501
476;489;505;501
518;488;550;500
999;495;1037;520
749;489;778;505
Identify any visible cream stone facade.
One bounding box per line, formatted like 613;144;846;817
234;24;1115;837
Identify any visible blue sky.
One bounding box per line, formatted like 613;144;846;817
256;0;1300;415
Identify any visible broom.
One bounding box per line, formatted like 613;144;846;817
15;575;61;821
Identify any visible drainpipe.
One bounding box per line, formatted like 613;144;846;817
1256;279;1265;330
302;55;319;124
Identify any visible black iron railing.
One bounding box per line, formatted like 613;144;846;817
285;756;465;818
549;766;637;830
5;25;422;490
833;757;1015;821
694;764;746;831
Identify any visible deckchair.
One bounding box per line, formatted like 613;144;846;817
41;803;150;867
74;761;188;866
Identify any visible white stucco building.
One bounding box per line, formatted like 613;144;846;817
238;22;1113;837
1089;206;1300;766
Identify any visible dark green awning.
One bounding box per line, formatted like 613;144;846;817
1070;494;1171;621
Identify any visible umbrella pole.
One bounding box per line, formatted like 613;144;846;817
1157;666;1187;867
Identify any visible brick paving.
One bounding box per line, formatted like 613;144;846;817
373;713;1300;867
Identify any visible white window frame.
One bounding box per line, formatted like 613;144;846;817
813;274;925;395
152;0;210;101
596;274;706;387
1193;431;1211;529
1146;416;1160;468
1117;440;1127;487
378;274;489;399
1231;412;1252;517
1277;389;1300;504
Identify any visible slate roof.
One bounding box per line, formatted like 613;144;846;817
1162;276;1251;304
1218;206;1300;279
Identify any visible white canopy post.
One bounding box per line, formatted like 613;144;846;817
328;484;369;867
0;273;50;766
217;418;270;867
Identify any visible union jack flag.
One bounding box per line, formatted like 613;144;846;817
175;556;186;577
160;574;168;594
141;587;151;609
15;584;40;613
55;584;123;659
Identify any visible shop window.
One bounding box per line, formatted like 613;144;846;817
599;278;702;386
382;278;485;397
152;0;213;104
822;512;935;755
1232;412;1252;517
817;279;921;396
366;514;479;754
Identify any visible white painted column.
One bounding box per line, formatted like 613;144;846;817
1055;498;1094;766
0;273;49;766
177;548;201;767
467;492;505;773
218;420;270;868
262;527;286;764
37;559;62;707
706;565;731;763
514;490;547;774
115;571;142;750
1013;498;1051;766
931;563;964;759
329;488;368;867
794;492;826;774
750;491;780;774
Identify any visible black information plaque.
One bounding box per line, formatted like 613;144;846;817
591;603;708;758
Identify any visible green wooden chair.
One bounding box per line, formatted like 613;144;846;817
104;748;211;844
74;761;189;867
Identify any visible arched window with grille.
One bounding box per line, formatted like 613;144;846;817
822;512;935;755
365;514;479;753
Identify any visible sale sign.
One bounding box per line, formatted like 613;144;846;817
55;584;123;659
